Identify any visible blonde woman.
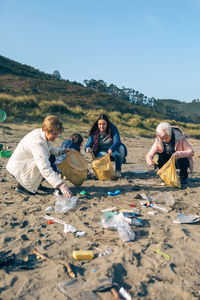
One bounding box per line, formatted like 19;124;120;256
6;115;72;197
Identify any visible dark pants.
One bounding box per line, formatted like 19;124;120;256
49;154;58;172
157;152;189;179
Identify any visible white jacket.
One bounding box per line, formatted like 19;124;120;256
6;128;63;193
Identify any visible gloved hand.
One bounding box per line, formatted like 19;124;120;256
60;183;73;198
172;152;178;159
86;147;92;153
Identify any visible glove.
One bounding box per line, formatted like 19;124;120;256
60;183;73;198
86;147;92;153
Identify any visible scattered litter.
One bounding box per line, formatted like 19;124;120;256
55;195;78;213
130;208;141;215
58;276;113;299
147;211;159;215
98;248;113;257
140;193;169;212
101;207;117;212
119;287;132;300
108;190;120;196
101;212;135;242
173;214;200;224
45;206;52;211
92;268;97;272
76;231;87;237
72;250;94;261
64;224;76;233
80;190;86;195
58;279;101;299
153;192;175;206
44;215;77;233
47;220;54;224
130;204;136;207
154;249;170;261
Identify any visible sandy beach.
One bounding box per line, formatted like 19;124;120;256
1;123;200;300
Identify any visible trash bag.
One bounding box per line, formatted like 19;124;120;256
157;156;181;188
57;149;88;186
92;154;116;180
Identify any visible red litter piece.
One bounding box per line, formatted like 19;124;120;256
48;221;54;224
130;204;136;207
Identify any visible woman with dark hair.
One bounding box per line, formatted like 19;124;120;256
85;113;127;177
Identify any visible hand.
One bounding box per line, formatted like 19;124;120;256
60;183;73;198
172;152;178;159
62;148;72;154
86;147;92;153
108;149;112;156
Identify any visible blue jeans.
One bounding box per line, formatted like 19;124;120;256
96;145;126;171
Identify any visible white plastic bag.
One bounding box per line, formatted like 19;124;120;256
55;195;78;213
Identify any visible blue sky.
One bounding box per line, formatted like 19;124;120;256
0;0;200;102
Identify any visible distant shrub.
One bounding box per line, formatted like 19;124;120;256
39;100;71;114
128;116;146;129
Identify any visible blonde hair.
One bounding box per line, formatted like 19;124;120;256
42;115;64;133
156;122;172;137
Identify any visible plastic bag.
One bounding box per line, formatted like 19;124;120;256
173;214;199;224
101;213;135;242
92;154;116;180
153;192;175;206
58;279;101;300
55;195;78;213
157;156;181;188
57;149;88;186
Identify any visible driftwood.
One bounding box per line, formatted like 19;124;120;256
31;248;75;279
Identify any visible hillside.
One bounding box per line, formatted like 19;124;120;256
1;55;200;139
153;99;200;123
0;55;163;119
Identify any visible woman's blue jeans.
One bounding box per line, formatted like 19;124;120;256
96;145;126;171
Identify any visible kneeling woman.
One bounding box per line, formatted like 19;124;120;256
85;113;127;177
146;122;194;184
6;115;72;197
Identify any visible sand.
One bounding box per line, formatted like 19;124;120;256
1;123;200;300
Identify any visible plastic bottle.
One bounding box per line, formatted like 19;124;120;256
98;248;113;257
151;203;169;212
119;287;132;300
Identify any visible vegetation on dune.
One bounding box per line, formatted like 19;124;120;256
1;93;200;139
1;54;200;138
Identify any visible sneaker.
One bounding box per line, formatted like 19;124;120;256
180;177;188;184
15;184;35;196
115;170;121;178
38;184;53;193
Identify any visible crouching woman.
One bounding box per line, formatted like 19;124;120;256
6;115;72;197
85;113;127;177
146;122;194;184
